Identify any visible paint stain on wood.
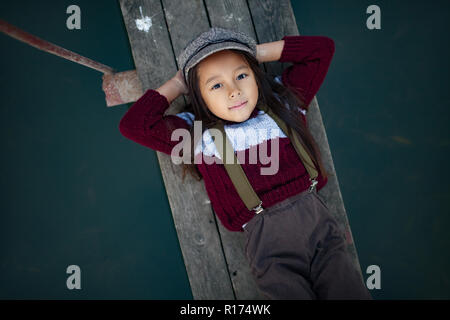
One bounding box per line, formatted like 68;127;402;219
135;6;152;32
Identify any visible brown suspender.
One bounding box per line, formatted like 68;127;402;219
210;103;318;214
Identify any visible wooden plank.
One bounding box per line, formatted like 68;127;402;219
119;0;234;299
248;0;299;75
120;0;366;299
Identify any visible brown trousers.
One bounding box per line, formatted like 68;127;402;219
243;188;373;300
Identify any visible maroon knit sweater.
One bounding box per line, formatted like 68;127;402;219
119;35;335;232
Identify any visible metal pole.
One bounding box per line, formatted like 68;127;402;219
0;19;115;74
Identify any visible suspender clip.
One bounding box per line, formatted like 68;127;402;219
308;178;318;193
252;201;264;214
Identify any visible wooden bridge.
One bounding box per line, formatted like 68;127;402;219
118;0;365;299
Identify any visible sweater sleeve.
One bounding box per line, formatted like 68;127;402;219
279;35;335;110
118;89;191;155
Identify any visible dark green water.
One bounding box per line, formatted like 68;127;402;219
1;0;448;299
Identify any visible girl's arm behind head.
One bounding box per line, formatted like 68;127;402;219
156;70;188;104
278;35;335;109
119;87;191;155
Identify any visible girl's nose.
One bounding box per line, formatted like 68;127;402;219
229;87;241;98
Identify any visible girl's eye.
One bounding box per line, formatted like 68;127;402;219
211;73;249;90
237;73;248;80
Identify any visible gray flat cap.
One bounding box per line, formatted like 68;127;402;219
177;27;257;85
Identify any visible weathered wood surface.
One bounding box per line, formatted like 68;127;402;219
119;0;365;299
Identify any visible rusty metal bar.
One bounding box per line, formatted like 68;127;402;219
0;19;115;74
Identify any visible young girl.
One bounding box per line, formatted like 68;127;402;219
119;27;372;300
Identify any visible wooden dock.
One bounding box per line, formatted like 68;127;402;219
119;0;365;299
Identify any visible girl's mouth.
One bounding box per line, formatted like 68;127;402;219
229;101;247;109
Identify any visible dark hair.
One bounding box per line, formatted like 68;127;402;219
177;49;332;183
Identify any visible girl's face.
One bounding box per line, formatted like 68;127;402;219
197;50;258;122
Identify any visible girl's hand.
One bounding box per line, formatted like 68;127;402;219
256;44;264;63
256;40;285;63
172;70;189;95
